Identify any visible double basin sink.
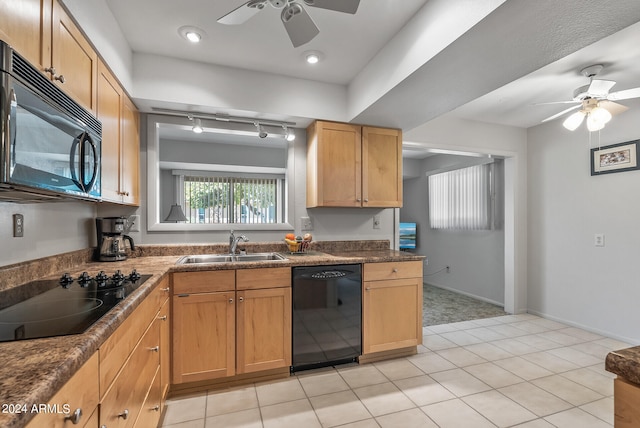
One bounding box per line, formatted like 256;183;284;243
177;252;287;265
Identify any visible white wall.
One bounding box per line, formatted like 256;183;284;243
402;155;505;305
527;98;640;344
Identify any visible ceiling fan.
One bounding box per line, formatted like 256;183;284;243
540;64;640;132
218;0;361;48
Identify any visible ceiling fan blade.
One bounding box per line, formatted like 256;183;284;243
303;0;360;14
218;1;262;25
607;87;640;101
587;79;616;97
534;100;579;105
281;2;319;47
541;104;581;123
599;100;629;116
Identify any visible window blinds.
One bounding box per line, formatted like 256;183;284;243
428;163;492;230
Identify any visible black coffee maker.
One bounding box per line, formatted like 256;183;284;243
96;217;135;261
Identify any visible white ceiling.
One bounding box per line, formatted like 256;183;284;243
101;0;640;151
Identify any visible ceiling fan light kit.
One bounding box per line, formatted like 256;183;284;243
218;0;360;47
541;64;640;132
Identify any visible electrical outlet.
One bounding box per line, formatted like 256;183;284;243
300;216;313;231
373;215;381;229
594;233;605;247
13;214;24;237
129;215;140;232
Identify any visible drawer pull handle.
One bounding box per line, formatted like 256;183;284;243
64;408;82;425
118;409;129;420
158;315;168;321
149;346;159;352
177;293;190;298
151;405;160;412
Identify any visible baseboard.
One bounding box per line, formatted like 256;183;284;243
526;309;639;346
425;282;505;308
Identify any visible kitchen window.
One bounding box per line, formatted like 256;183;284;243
175;171;285;224
428;163;495;230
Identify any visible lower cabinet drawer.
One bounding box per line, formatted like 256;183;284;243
134;366;162;428
100;320;160;428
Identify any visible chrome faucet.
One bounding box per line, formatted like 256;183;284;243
229;230;249;255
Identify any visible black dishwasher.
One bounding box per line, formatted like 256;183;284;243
291;264;362;372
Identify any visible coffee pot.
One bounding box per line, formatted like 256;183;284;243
96;217;135;261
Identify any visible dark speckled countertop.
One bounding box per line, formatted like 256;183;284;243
606;346;640;385
0;241;424;428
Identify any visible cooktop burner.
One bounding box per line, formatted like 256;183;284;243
0;269;151;342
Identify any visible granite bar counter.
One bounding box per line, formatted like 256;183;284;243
606;346;640;385
0;240;424;427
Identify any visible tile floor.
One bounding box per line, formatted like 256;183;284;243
160;314;630;428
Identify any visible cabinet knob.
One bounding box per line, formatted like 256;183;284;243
118;409;129;420
392;268;398;273
54;74;66;83
149;346;159;352
151;405;160;412
356;198;361;202
158;315;168;321
229;298;234;303
364;199;368;202
44;66;56;75
365;287;371;291
239;297;244;302
64;408;82;425
161;287;170;292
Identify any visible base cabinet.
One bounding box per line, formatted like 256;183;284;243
362;261;423;355
614;377;640;428
172;268;292;385
26;352;99;428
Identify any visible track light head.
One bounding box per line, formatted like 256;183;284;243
283;125;296;141
255;122;268;138
191;117;203;134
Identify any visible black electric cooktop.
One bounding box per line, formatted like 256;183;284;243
0;270;151;343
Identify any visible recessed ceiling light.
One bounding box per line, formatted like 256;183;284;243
303;50;323;64
178;26;206;43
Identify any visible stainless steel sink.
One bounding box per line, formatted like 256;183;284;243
176;252;287;264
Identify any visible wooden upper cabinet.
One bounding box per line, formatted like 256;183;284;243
0;0;52;71
97;60;122;203
97;59;140;206
306;120;402;208
51;0;97;113
362;126;403;207
121;95;140;205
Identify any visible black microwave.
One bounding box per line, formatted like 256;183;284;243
0;40;101;202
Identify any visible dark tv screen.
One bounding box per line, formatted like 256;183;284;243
399;222;416;249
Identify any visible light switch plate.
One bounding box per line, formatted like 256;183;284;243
373;215;381;229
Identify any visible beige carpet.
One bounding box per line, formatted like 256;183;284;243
423;283;507;326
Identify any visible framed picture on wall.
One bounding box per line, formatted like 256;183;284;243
591;140;640;176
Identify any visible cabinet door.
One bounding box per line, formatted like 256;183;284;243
307;121;362;207
96;60;122;203
237;287;292;374
362;126;403;207
121;95;140;205
0;0;51;72
172;292;236;384
51;0;97;113
363;278;422;355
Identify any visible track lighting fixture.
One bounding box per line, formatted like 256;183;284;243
255;122;268;138
283;125;296;141
191;117;203;134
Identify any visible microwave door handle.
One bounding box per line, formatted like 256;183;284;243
69;133;83;191
7;88;17;174
83;134;98;193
